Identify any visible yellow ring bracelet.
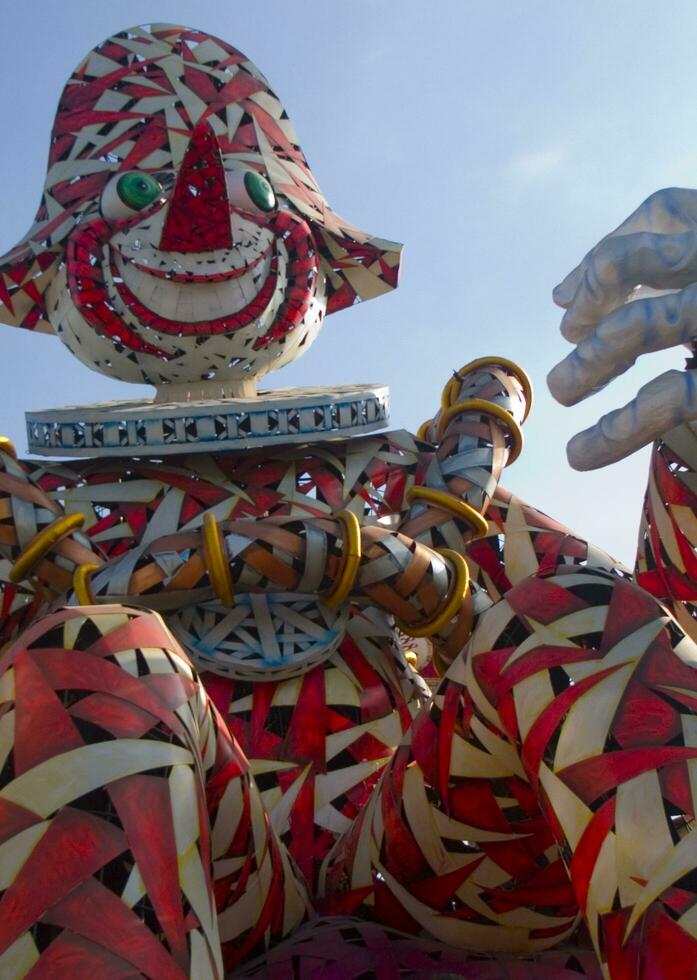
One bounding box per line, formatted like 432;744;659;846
436;397;524;464
324;510;362;610
10;512;86;584
73;562;100;605
0;436;17;460
202;512;235;607
396;547;470;639
407;485;488;539
416;418;434;442
441;356;533;421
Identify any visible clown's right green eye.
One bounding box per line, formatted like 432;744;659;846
243;172;276;213
101;171;165;221
117;173;163;210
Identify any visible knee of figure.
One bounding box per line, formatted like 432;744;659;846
4;602;193;674
0;603;201;781
0;604;221;977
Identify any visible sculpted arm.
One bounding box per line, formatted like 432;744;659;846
0;442;100;645
548;186;697;470
548;186;697;636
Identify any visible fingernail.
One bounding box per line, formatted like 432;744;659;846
547;364;578;406
553;281;573;307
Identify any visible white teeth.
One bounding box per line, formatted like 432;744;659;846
125;268;159;307
208;287;225;319
149;282;179;319
175;289;194;322
238;272;257;304
113;251;271;322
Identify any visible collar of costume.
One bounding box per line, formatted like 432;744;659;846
26;384;390;457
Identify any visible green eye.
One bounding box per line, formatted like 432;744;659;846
243;171;276;213
116;172;163;211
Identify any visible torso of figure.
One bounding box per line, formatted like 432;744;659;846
0;360;533;899
16;402;641;891
21;432;432;888
3;363;697;976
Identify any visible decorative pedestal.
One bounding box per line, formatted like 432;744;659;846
26;384;390;457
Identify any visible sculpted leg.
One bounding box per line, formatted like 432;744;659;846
0;605;308;978
322;566;697;977
320;626;581;957
492;568;697;977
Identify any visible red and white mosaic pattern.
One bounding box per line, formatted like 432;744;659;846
2;20;697;980
0;25;401;394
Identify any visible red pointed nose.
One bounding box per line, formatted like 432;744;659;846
159;121;232;253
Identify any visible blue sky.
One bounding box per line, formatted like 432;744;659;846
1;1;696;563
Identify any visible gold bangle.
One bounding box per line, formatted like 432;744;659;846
202;512;234;607
0;437;17;460
73;562;100;605
441;357;533;421
416;418;434;442
324;510;362;609
407;485;488;539
396;547;469;638
436;397;524;464
10;512;86;584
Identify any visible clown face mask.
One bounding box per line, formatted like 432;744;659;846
0;24;401;402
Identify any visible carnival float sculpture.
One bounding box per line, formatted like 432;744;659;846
1;23;697;979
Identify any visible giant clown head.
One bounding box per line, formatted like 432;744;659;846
0;24;401;400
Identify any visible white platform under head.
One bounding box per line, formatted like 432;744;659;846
26;384;390;457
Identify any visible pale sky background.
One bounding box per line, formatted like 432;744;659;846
0;1;695;564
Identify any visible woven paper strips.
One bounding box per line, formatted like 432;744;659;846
3;353;697;975
2;20;697;980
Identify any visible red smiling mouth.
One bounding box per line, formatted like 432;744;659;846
66;210;320;360
111;258;279;336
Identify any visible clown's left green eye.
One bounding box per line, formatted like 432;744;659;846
243;172;276;213
117;173;163;210
226;168;277;216
101;171;165;221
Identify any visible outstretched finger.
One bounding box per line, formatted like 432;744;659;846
559;230;697;343
554;187;697;308
548;284;697;406
565;368;697;470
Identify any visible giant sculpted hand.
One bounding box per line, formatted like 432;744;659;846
548;187;697;469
